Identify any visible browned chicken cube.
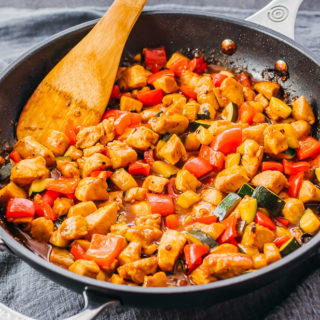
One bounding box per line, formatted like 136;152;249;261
282;198;305;224
183;100;200;121
125;187;146;203
49;229;69;248
120;95;143;112
158;134;186;165
59;216;88;240
200;188;224;206
175;169;201;192
143;272;167;287
0;182;26;204
68;201;97;218
157;230;187;272
10;156;50;186
251;170;288;194
64;145;83;160
118;241;142;266
69;259;100;278
298;180;320;203
56;159;80;178
264;125;288;155
242;123;268;146
142;175;169;193
100;118;115;145
110;168;138;191
195;76;219;109
75;177;109;201
76;123;104;149
117;256;158;284
179;70;200;89
150;113;189;135
82;144;105;157
190;223;225;240
292;96;315;125
49;247;75;269
79;153;111;177
221;77;244;106
107;141;137;169
118;65;151;90
253;81;280;100
42;129;70;156
153;76;179;94
14;135;55;166
127;126;159;151
241;223;275;250
291;120;311;139
134;214;162;229
52;197;73;218
163;93;187;114
30;217;54;242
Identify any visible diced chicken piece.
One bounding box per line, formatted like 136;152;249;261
291;120;311;139
99;191;124;210
107;141;137;169
252;170;288;194
125;187;146;203
118;241;142;266
68;201;97;218
64;145;83;160
0;182;26;204
211;244;239;254
252;112;266;124
214;166;249;193
14;136;55;166
110;222;129;236
183;100;200;121
142;175;169;193
56;159;80;178
264;125;288;155
158;134;186;165
10;156;49;186
75;177;109;201
264;243;281;264
237;140;264;178
134;214;162;229
118;65;151;90
179;70;200;89
191;223;225;240
131;201;152;217
242;123;268;146
50;229;69;247
175;169;201;192
158;230;187;272
243;86;256;101
76;123;104;149
140;104;166;122
49;247;75;269
100;118;115;145
200;188;224;206
282;198;305;224
298;180;320;203
154;76;179;93
150;113;189;135
30;217;54;242
191;201;215;218
163;94;187;114
195;76;219;109
117;256;158;284
82;144;105;157
42;129;70;156
213;87;230;108
241;223;275;250
253;81;280;100
110;274;127;285
53;197;73;218
69;259;100;278
120;95;143;112
292;96;315;125
111;168;137;191
86;203;118;236
143;272;167;287
78;153;111;177
126;126;159;150
190;253;253;284
59;216;88;240
221;77;244;106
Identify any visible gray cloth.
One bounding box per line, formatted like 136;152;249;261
0;5;320;320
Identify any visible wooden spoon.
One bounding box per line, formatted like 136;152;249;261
17;0;147;142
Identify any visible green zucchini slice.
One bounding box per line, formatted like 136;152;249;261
279;237;301;257
238;183;255;198
214;193;241;221
221;102;238;122
300;208;320;234
187;229;217;249
190;120;212;131
277;148;297;160
252;185;285;217
29;178;53;197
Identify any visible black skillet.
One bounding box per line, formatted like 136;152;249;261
0;0;319;319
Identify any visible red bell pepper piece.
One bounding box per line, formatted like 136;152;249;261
46;177;79;194
194;215;218;224
89;170;113;178
9;151;21;163
144;149;154;166
274;235;291;247
165;214;179;229
137;89;163;106
283;159;310;175
297;136;320;160
102;109;125;120
184;244;209;271
114;112;132;135
34;196;57;221
261;161;284;172
199;145;225;170
167;177;180;200
255;211;276;230
188;57;207;75
6;198;35;220
128;161;150;176
184;157;213;178
274;217;289;227
238;102;256;125
146;193;175;216
169;57;189;77
144;47;167;71
110;85;120;99
236;73;252;87
129;113;142;125
211;73;228;87
70;243;86;260
179;86;197;99
41;190;60;206
65;119;77;145
288;171;304;198
211;127;242;155
85;234;125;267
147;70;175;85
219;215;238;244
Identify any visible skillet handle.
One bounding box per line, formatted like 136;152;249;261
245;0;303;39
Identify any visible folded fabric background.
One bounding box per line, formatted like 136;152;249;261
0;5;320;320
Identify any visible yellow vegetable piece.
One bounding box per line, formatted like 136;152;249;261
177;190;201;209
269;97;292;119
184;132;201;151
225;153;241;168
300;208;320;234
151;161;179;178
195;126;214;145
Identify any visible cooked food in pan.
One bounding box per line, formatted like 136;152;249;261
1;47;319;287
